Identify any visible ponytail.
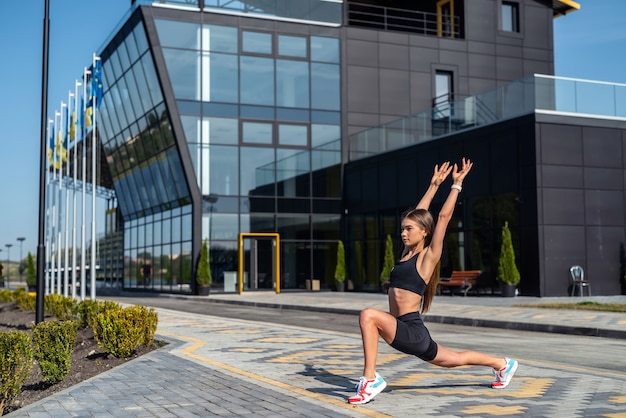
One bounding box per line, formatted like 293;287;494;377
421;260;441;314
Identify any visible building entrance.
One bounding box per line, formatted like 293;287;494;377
238;233;280;293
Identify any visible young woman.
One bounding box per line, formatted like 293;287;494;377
348;158;518;405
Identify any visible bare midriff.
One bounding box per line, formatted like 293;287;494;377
388;287;422;317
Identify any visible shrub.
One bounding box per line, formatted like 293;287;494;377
32;320;78;384
497;221;521;286
196;238;212;288
0;331;33;414
14;291;35;312
25;252;36;288
124;305;158;346
77;299;121;330
380;234;395;283
0;290;12;303
44;294;78;321
92;306;146;358
334;240;346;284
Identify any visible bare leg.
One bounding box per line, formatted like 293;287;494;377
358;308;398;378
429;344;506;370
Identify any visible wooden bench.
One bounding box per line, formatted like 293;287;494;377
437;270;482;297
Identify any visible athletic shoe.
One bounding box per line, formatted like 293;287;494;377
492;357;518;389
348;373;387;404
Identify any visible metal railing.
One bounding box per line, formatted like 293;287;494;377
349;74;626;161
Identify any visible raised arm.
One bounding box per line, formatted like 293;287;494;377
426;158;473;262
416;162;452;210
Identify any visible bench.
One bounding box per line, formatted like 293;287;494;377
437;270;482;297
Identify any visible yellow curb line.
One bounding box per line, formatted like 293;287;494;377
159;330;392;418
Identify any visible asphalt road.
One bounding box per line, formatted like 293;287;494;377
110;295;626;373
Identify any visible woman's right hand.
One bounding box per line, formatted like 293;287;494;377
452;158;473;185
431;162;452;186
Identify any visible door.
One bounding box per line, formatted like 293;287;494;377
238;233;280;293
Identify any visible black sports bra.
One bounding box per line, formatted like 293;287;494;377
388;252;427;296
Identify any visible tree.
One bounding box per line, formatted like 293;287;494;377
196;238;212;288
380;234;395;283
334;240;346;284
497;222;520;286
26;252;36;288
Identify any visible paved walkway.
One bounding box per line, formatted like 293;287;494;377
8;292;626;417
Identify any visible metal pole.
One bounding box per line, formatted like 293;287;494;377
36;0;51;323
17;237;25;284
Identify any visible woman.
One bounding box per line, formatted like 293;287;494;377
348;158;518;405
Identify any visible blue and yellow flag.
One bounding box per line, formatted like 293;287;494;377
92;59;103;109
47;123;56;165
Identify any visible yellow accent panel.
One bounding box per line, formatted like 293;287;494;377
462;405;527;415
603;413;626;418
609;395;626;404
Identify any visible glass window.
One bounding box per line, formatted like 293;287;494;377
311;36;339;63
277;214;310;240
312;214;340;240
108;48;123;81
132;62;154;113
141;54;164;105
278;35;307;58
242;31;272;54
276;60;309;108
243;122;273;144
163;48;199;100
202;24;238;53
155;19;200;49
204;52;238;103
312;124;340;147
208;145;239;195
240;214;275;233
116;41;131;72
278;124;308;147
124;30;140;64
133;22;149;55
241;146;275;196
502;2;520;32
123;70;144;120
211;213;239;240
311;63;340;110
204;117;238;145
277;148;309;183
148;157;168;208
240;56;274;105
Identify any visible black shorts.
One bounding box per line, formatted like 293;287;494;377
390;312;438;361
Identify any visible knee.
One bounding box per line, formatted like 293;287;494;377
359;308;378;326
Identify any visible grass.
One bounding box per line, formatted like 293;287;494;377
513;301;626;313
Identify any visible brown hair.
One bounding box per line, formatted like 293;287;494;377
401;208;440;314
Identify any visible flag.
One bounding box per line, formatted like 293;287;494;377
92;59;103;109
69;110;76;143
47;122;56;164
60;106;68;162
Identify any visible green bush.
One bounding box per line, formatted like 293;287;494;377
380;234;395;283
32;320;78;384
0;331;33;414
497;221;521;286
14;291;35;312
92;306;146;358
0;290;12;303
125;305;158;346
76;299;120;330
44;294;78;321
25;253;36;288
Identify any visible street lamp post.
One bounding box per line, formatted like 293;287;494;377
17;237;25;283
5;244;12;289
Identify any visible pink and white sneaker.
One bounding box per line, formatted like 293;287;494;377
492;357;518;389
348;373;387;404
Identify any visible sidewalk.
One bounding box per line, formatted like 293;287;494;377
9;291;626;417
203;291;626;339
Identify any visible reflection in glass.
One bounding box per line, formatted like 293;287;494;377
276;60;309;108
163;48;199;100
155;19;200;49
240;56;274;105
278;35;307;58
243;122;273;144
242;31;272;54
278;124;308;146
241;147;275;196
311;36;340;63
311;63;340;110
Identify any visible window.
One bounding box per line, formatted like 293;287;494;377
434;70;453;118
502;2;519;33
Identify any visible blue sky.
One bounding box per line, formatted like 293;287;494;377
0;0;624;259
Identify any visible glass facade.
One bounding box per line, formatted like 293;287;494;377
156;18;342;291
99;17;194;292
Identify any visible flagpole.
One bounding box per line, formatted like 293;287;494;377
45;119;53;296
90;54;100;300
63;91;73;297
81;68;90;301
51;110;60;295
36;0;50;323
71;81;81;299
57;101;66;295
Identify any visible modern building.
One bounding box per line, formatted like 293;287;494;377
75;0;626;297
